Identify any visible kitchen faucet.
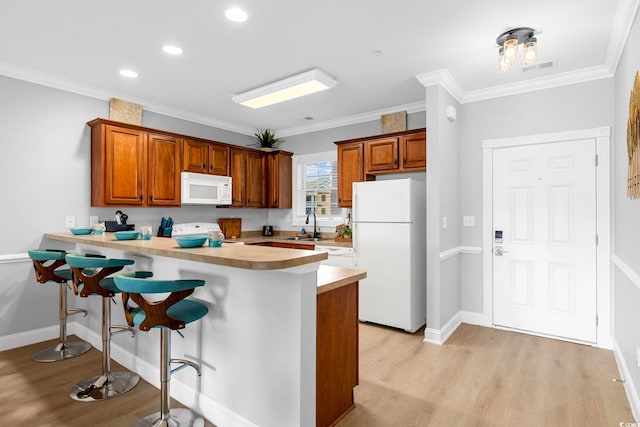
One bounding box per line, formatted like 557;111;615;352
305;197;319;239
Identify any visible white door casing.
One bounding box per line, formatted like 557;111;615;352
492;140;596;342
482;127;611;348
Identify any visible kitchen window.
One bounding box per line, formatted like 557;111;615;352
292;151;346;227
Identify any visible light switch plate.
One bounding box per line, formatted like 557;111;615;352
65;215;76;228
442;216;448;230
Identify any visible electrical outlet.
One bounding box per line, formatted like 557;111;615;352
463;216;475;227
89;215;99;226
65;215;76;228
442;216;448;230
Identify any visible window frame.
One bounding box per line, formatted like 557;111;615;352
291;151;347;228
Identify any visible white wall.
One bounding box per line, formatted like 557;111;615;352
458;78;615;314
425;85;461;332
612;7;640;419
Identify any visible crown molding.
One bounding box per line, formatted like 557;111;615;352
604;0;640;74
0;60;256;136
277;100;425;137
462;65;614;103
415;69;465;103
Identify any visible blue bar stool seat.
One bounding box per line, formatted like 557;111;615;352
27;249;91;362
65;254;140;402
114;271;208;427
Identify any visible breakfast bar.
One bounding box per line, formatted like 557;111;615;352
44;232;365;427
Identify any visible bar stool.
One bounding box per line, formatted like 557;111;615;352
65;253;140;402
27;249;91;362
114;271;208;427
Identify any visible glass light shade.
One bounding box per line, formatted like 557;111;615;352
503;38;519;63
498;48;511;73
523;39;538;66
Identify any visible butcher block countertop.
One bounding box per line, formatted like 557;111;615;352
316;265;366;294
44;232;327;271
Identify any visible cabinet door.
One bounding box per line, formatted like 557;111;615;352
182;139;208;173
365;137;399;173
337;143;364;208
268;152;292;208
230;148;246;207
209;144;229;176
400;132;426;170
104;125;146;205
148;133;180;206
246;151;267;208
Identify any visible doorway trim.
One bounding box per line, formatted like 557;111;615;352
481;127;611;348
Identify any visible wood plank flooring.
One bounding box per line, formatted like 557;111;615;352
338;322;634;427
0;337;216;427
1;324;635;426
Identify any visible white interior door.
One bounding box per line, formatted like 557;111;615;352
492;139;597;343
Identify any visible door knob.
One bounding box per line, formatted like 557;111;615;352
495;246;509;256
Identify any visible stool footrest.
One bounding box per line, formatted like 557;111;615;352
110;324;136;338
170;358;202;376
67;308;88;317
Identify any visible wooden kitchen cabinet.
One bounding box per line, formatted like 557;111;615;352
230;148;246;207
246;151;267;208
400;132;426;170
337;142;365;208
335;128;426;207
91;122;146;206
89;119;181;207
365;137;399;172
267;151;293;208
147;133;181;206
182;139;229;176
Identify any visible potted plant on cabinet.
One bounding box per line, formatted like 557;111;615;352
254;129;283;151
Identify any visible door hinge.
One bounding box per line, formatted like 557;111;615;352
595;154;599;166
596;234;599;246
596;315;599;326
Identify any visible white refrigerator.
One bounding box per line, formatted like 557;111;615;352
352;178;426;332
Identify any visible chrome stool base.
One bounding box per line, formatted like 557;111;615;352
70;371;139;402
133;408;204;427
32;340;92;362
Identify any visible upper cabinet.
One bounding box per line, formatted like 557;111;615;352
88;118;292;209
337;142;365;208
182;139;229;176
89;120;180;207
335;128;426;207
267;151;293;208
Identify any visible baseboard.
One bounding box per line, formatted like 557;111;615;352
73;322;258;427
0;324;70;352
424;312;462;345
461;310;492;327
613;338;640;422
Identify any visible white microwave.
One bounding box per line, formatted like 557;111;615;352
181;172;232;205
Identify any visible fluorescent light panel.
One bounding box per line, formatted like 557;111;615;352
233;69;337;109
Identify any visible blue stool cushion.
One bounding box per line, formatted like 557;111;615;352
130;300;208;328
28;249;66;261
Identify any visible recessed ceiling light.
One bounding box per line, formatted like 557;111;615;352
162;45;183;55
225;7;248;22
119;69;138;78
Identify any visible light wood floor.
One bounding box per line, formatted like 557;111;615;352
1;325;635;427
338;322;634;427
0;337;216;427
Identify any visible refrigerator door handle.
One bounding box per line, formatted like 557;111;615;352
352;223;358;266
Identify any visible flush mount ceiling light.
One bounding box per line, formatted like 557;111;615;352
225;7;248;22
119;69;138;78
496;27;538;73
232;69;337;109
162;45;183;55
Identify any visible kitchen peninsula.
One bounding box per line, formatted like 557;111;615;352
44;232;365;427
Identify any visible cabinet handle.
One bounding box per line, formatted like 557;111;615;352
210;164;213;171
140;194;143;201
150;195;154;201
202;163;206;170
